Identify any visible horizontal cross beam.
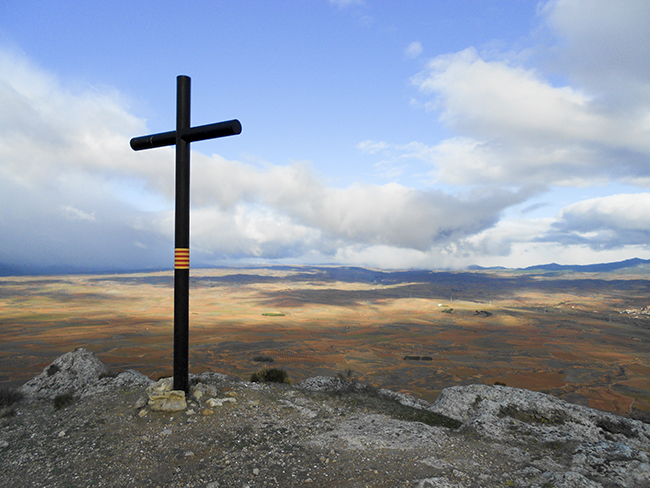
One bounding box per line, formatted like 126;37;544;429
130;119;242;151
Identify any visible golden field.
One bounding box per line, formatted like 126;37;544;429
1;266;649;417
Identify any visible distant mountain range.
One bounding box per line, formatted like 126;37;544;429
468;257;650;273
0;263;167;277
2;257;650;277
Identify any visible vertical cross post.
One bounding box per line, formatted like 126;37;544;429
130;75;241;393
174;76;191;393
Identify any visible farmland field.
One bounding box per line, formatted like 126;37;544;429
1;266;649;417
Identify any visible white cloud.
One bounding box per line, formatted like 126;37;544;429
0;51;171;270
405;41;423;59
357;140;390;154
408;39;650;187
329;0;365;8
0;50;165;188
188;153;525;253
463;217;555;258
548;193;650;249
414;48;602;142
60;205;97;222
190;204;322;259
0;49;530;270
542;0;650;104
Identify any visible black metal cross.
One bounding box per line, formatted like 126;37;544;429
130;75;241;393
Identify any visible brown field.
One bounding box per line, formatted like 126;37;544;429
1;266;649;417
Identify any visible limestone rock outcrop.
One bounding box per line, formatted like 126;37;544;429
18;348;153;400
18;348;108;399
299;376;650;487
12;352;650;487
427;384;650;488
429;383;650;444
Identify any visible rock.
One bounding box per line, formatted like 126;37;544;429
149;390;187;412
18;348;108;399
109;370;153;389
190;381;219;401
146;378;187;412
311;414;447;451
18;350;154;400
83;369;154;397
428;384;650;487
0;440;9;448
296;375;363;393
377;388;434;411
280;399;317;418
414;478;461;488
133;396;148;409
205;397;236;408
191;371;237;384
541;471;603;488
146;377;174;395
429;384;650;444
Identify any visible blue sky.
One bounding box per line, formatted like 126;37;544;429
1;0;650;272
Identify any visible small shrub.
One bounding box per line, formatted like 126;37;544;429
46;364;60;377
403;355;421;361
337;368;355;381
253;356;275;363
0;387;24;407
262;312;285;317
250;368;289;384
421;356;433;361
53;390;75;410
334;369;362;394
494;381;507;386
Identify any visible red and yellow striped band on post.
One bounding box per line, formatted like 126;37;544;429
174;248;190;269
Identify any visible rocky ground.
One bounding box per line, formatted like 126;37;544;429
1;349;649;487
